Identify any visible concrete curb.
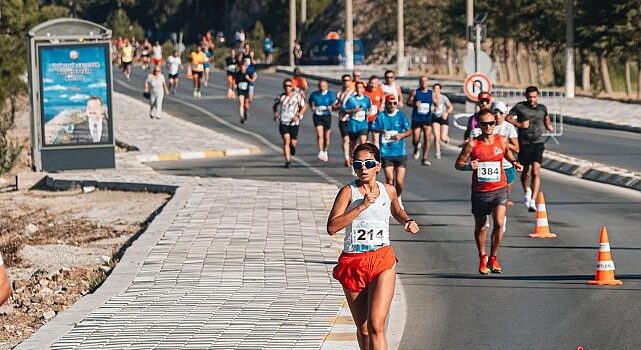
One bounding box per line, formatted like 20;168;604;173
118;146;261;163
542;151;641;192
16;178;189;349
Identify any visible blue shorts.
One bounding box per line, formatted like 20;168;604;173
505;167;517;184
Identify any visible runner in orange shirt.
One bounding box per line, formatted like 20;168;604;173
292;67;309;98
364;75;385;141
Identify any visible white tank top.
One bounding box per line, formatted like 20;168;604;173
344;181;391;253
381;82;399;99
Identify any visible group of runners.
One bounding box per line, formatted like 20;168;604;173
273;69;455;209
324;76;552;348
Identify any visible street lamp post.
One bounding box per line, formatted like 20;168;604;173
289;0;296;67
397;0;407;76
345;0;354;70
565;0;575;98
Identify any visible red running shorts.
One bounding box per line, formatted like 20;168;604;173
333;245;397;293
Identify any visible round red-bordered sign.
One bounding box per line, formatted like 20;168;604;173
464;73;492;102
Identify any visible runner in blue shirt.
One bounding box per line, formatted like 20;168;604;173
406;76;434;166
263;34;274;64
372;94;412;206
343;82;372;169
308;79;338;162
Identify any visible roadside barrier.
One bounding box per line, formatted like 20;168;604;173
588;226;623;286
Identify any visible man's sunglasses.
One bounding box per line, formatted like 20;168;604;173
352;159;378;170
479;121;496;127
386;102;397;105
284;84;293;88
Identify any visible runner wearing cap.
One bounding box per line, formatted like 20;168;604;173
328;142;419;350
455;109;523;275
372;94;412;206
464;91;492;142
492;101;519;207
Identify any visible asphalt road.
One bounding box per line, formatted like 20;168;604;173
115;67;641;350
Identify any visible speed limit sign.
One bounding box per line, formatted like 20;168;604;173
464;73;492;102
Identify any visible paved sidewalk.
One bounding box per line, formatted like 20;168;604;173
17;173;353;349
278;66;641;133
16;89;392;349
113;92;260;164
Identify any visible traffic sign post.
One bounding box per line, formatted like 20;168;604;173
464;73;493;102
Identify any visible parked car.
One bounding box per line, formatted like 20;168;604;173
299;39;365;65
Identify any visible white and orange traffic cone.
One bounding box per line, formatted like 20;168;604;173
528;192;557;238
588;226;623;286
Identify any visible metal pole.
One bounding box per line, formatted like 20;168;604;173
565;0;575;98
289;0;296;67
466;0;474;55
345;0;354;70
301;0;307;24
475;24;481;73
397;0;406;76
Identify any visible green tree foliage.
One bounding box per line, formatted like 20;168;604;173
107;8;144;39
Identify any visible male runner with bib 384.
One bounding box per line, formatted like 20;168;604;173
455;109;523;275
328;143;419;350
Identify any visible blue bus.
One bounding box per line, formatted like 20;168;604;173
300;39;365;65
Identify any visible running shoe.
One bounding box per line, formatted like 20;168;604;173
193;90;198;97
322;151;329;162
487;256;503;274
285;161;292;169
317;150;324;161
528;200;537;213
435;152;441;159
197;91;202;98
240;116;244;124
479;254;490;275
421;159;431;166
524;187;532;209
244;110;249;120
413;147;420;160
290;144;296;156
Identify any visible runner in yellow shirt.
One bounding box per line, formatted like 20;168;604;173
190;46;207;97
120;39;134;81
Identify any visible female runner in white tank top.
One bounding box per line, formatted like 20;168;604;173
327;143;419;350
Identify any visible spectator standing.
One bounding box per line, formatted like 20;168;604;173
144;66;170;119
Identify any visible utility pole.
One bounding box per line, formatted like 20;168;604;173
397;0;406;76
466;0;474;55
565;0;575;98
301;0;307;24
345;0;354;70
289;0;296;67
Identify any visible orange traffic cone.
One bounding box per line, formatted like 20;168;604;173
588;226;623;286
185;66;193;79
528;192;557;238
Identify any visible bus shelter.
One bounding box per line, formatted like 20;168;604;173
27;18;115;171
